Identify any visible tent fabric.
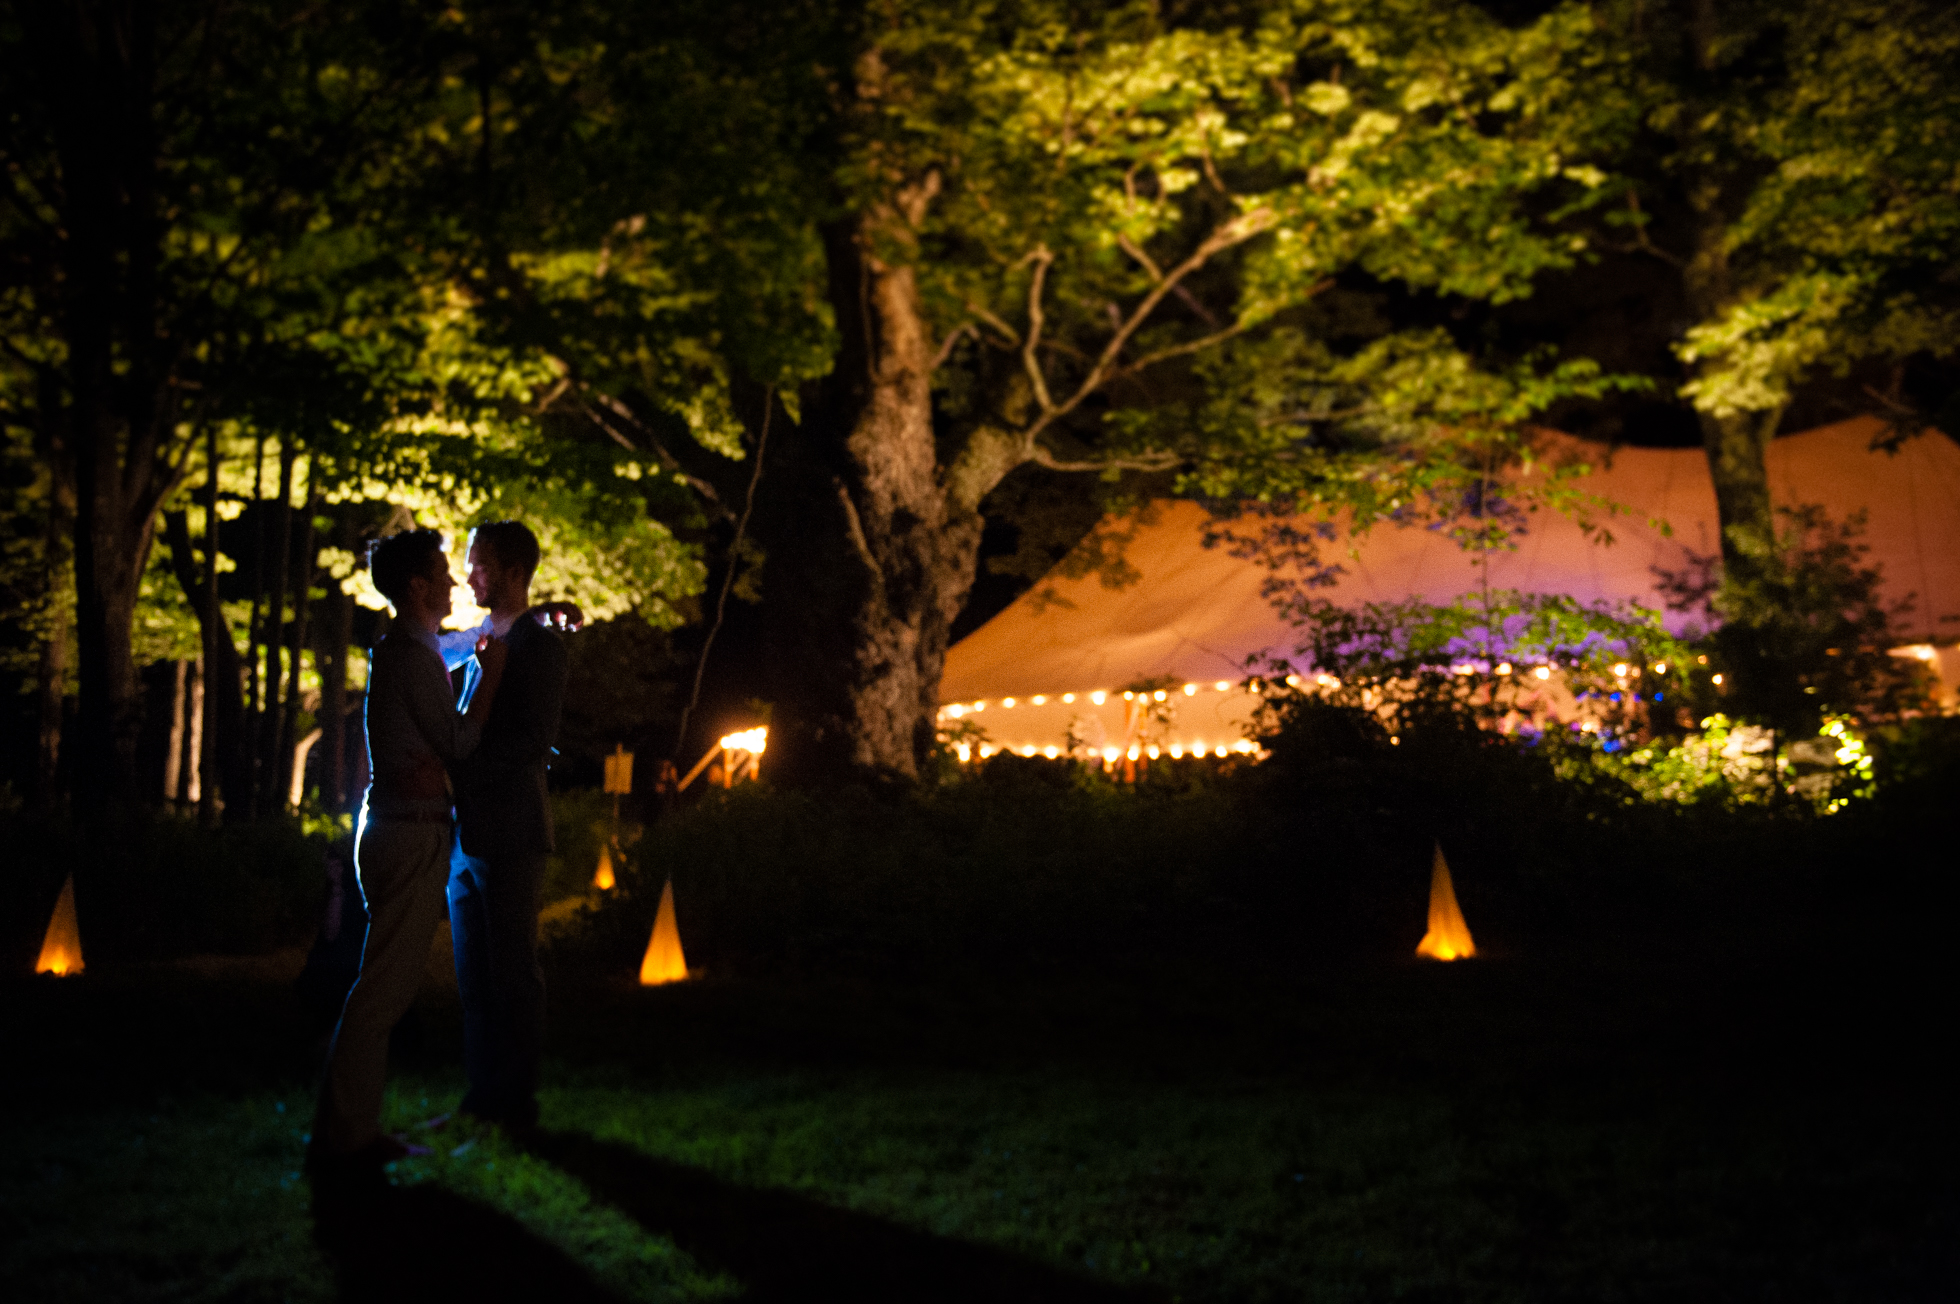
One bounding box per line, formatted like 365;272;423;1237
940;418;1960;752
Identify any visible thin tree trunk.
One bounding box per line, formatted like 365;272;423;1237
242;435;267;814
278;476;317;806
164;657;186;803
318;512;356;812
184;655;203;804
256;443;295;817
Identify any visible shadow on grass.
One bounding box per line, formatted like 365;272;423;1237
311;1176;621;1303
524;1129;1156;1304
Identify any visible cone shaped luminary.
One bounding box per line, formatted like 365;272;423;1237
35;874;84;976
1415;843;1476;961
594;843;616;891
638;877;688;985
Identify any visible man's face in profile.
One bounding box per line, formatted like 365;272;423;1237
466;539;518;611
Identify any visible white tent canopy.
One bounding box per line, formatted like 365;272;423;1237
940;418;1960;756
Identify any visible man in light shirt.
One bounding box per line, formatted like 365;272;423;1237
311;529;506;1173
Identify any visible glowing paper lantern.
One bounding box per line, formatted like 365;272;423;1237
638;878;688;986
35;874;83;977
1415;843;1476;961
594;843;617;891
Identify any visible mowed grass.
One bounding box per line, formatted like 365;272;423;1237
3;934;1948;1303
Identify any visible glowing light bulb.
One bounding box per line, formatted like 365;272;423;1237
1613;664;1628;677
1284;674;1301;687
1533;666;1552;680
972;701;985;713
1214;681;1231;691
1002;697;1016;708
1102;746;1120;762
1021;744;1037;757
1123;690;1135;700
1031;694;1046;705
1062;693;1076;703
1496;663;1513;675
1090;691;1107;705
1146;745;1161;759
1183;683;1197;696
956;743;972;762
1042;745;1060;759
1169;744;1184;758
1712;673;1724;684
946;704;965;718
1653;662;1667;673
1127;745;1141;760
1153;689;1167;701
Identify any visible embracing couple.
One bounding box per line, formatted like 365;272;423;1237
310;521;576;1174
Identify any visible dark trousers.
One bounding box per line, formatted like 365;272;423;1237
447;842;547;1126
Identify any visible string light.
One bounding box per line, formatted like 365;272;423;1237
1122;690;1135;700
1146;745;1161;759
1102;746;1120;763
1042;745;1060;759
1062;693;1076;703
1496;663;1513;675
1214;680;1231;691
1712;674;1724;684
1284;674;1302;687
1169;743;1184;758
1031;694;1046;705
1153;689;1168;701
1183;683;1197;696
1127;745;1141;760
1090;690;1107;705
1002;697;1017;708
1533;666;1552;680
946;704;965;718
971;701;985;712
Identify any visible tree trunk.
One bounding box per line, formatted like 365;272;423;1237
164;504;249;820
33;0;172;809
317;512;356;812
183;655;204;805
255;444;295;817
164;658;186;803
759;203;985;784
1679;1;1778;593
279;478;317;806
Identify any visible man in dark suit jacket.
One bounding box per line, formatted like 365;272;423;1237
446;520;569;1130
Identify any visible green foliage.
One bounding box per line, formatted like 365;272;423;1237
1699;505;1932;736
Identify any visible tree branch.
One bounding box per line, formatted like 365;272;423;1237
1027;445;1181;473
1021;247;1056;412
1025;207;1276;447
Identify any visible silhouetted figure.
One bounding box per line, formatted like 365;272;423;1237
443;521;569;1132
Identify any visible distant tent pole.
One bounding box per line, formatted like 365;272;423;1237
638;878;688;985
35;874;84;976
1415;843;1476;961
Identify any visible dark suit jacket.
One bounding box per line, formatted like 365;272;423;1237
454;617;568;858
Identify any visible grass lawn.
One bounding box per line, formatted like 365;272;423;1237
3;913;1950;1304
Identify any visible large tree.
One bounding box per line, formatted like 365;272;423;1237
439;0;1625;783
1567;0;1960;591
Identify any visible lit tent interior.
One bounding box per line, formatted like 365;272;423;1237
940;417;1960;758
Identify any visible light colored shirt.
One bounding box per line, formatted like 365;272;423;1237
363;630;486;819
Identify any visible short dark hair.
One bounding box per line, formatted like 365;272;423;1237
471;520;541;584
368;529;446;608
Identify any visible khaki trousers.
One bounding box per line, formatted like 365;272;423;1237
314;818;452;1155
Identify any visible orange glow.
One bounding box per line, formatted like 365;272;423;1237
594;844;616;891
35;875;83;977
1415;844;1476;961
638;878;688;985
